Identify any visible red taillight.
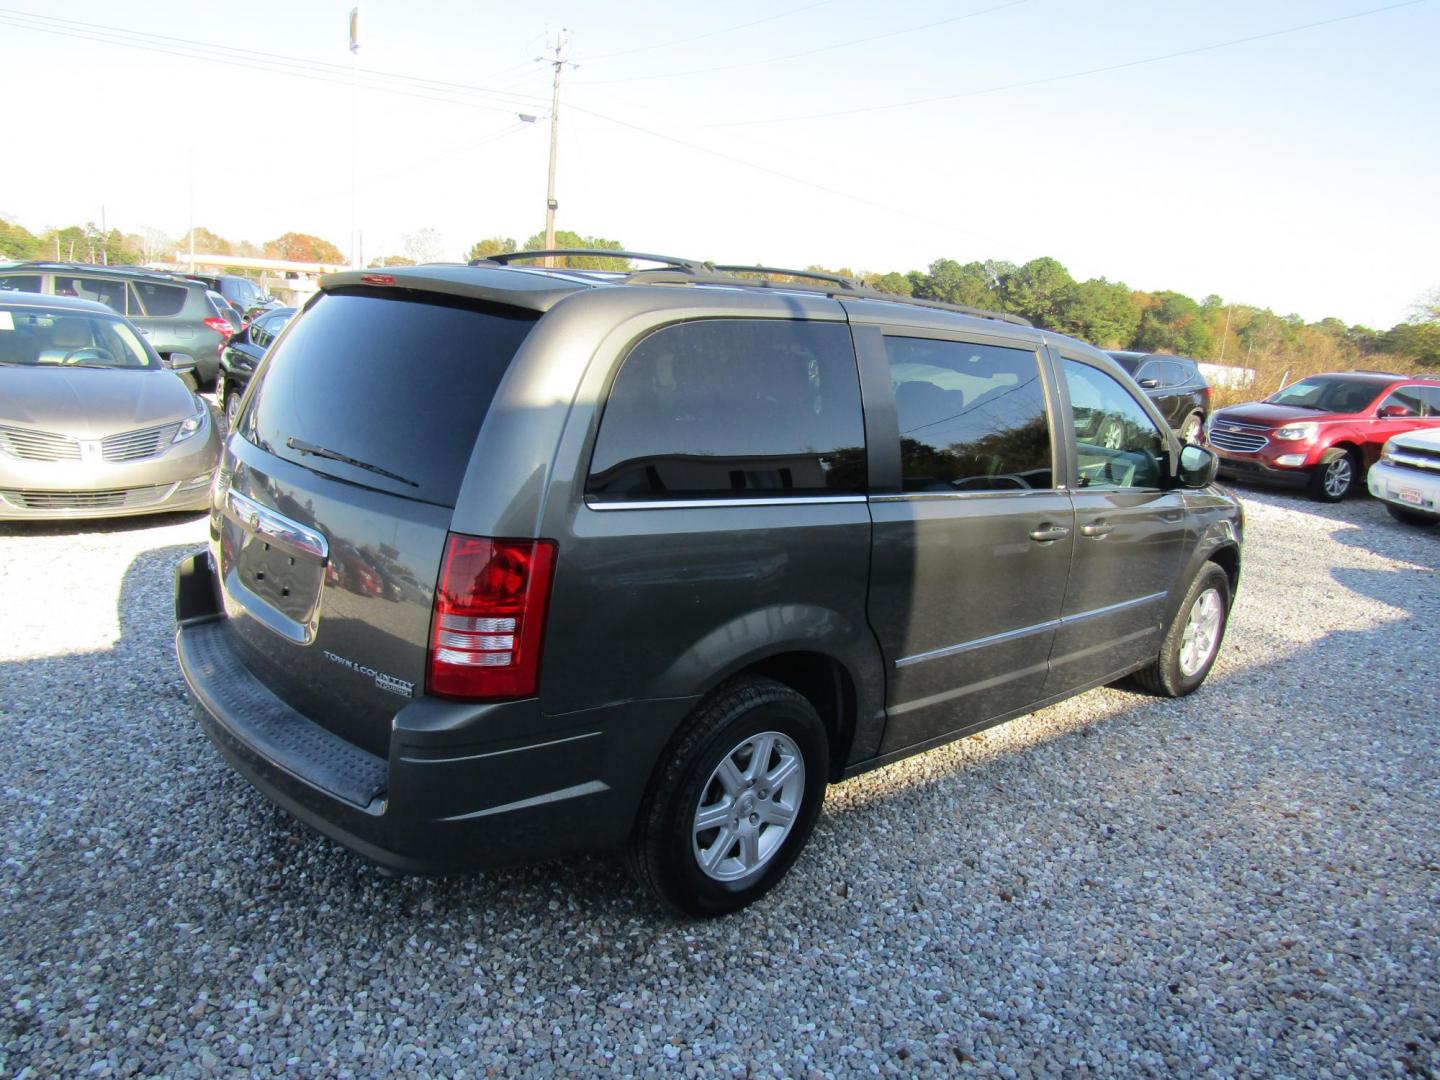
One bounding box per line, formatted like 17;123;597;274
427;533;557;701
204;316;234;336
362;273;395;285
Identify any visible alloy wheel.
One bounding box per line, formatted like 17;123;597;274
1178;587;1223;677
1323;455;1353;498
691;731;805;882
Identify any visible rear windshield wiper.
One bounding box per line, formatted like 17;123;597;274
285;436;419;488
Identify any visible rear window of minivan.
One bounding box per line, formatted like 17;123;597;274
238;289;538;505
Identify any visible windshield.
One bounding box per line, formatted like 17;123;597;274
0;307;156;369
1267;376;1384;414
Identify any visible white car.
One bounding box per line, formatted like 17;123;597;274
1368;426;1440;526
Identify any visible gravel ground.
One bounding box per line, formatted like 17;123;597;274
1;488;1437;1078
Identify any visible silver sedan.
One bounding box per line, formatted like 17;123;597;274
0;292;220;520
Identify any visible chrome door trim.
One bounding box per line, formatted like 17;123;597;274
585;495;867;511
895;590;1168;668
224;488;329;562
869;489;1064;503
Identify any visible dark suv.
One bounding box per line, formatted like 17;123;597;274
186;273;273;320
174;253;1243;915
0;262;227;387
1107;351;1211;443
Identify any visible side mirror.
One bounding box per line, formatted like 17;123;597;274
1176;443;1219;488
1137;377;1159;389
1378;404;1413;419
164;351;197;373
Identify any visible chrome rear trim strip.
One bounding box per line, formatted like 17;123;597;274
224;488;329;562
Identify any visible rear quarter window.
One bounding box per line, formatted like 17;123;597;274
239;289;538;505
587;318;866;499
131;281;188;316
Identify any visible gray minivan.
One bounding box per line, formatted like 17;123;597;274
174;254;1243;915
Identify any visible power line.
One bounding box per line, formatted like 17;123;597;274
578;0;1028;85
580;0;839;63
0;8;552;111
702;0;1429;127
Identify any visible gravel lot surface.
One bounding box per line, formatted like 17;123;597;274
2;488;1437;1078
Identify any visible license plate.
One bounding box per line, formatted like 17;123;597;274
1399;488;1423;505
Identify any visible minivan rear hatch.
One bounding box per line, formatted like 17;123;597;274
216;286;540;755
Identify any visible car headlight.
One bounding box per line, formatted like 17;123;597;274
172;403;209;444
1380;438;1397;464
1273;422;1317;441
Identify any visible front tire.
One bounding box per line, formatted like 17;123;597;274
223;389;243;431
1309;448;1358;502
1180;412;1204;445
630;676;829;917
1132;562;1231;698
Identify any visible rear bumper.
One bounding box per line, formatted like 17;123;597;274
174;551;691;874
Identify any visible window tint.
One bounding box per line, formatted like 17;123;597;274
1064;359;1168;489
1380;387;1437;417
883;336;1053;492
130;281;187;317
1415;386;1440;415
588;319;865;499
242;290;538;505
0;273;42;293
55;275;127;313
1134;362;1161;386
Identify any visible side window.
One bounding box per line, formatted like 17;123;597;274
130;282;187;317
55;276;126;313
0;273;42;293
1063;359;1168;490
1415;387;1440;416
883;336;1053;492
588;319;866;499
1134;361;1161;387
1380;387;1428;417
250;322;273;349
125;284;147;317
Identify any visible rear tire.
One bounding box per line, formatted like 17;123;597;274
1132;562;1231;698
629;676;828;917
1309;448;1358;502
1385;501;1440;527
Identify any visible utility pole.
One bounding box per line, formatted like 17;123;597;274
187;148;196;273
541;30;572;268
349;7;361;269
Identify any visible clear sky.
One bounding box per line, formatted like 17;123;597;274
3;0;1436;328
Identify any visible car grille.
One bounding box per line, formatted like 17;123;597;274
0;484;174;510
102;423;181;462
1388;445;1440;474
0;426;82;462
1208;427;1269;454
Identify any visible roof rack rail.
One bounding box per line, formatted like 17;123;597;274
622;264;1031;327
1349;368;1405;376
709;264;860;290
478;249;712;274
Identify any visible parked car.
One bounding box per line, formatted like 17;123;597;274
1107;351;1211;443
174;254;1242;915
0;262;229;388
186;272;271;319
216;306;296;428
1205;370;1440;501
0;292;219;520
1367;426;1440;526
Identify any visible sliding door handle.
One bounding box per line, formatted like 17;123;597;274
1029;524;1071;543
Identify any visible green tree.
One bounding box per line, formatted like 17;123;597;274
466;236;516;262
1132;291;1213;357
368;255;416;268
0;217;38;259
914;258;1003;309
1053;277;1140;347
521;230;628;270
864;271;912;296
998;257;1074;327
178;226;234;256
263;232;345;264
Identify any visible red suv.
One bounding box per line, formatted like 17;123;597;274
1206;371;1440;501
